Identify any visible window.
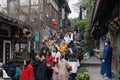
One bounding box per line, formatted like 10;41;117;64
20;0;29;6
9;1;15;12
31;0;38;5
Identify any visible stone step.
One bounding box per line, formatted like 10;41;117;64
80;56;101;67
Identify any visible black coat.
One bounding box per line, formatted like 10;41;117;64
36;60;46;80
7;63;17;78
32;59;40;80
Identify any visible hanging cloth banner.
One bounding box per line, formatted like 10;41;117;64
34;31;40;42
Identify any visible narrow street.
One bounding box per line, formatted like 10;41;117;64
0;0;119;80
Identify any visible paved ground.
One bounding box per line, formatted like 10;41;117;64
81;56;104;80
86;66;104;80
81;56;115;80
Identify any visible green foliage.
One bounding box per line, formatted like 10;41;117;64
76;67;90;80
75;20;88;34
15;49;30;61
95;51;103;59
72;0;94;54
77;67;88;73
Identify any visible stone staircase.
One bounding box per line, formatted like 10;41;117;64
80;56;101;67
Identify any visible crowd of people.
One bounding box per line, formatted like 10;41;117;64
0;31;82;80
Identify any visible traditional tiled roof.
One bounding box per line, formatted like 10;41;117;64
0;12;17;23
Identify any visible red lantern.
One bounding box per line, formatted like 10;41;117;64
52;21;57;27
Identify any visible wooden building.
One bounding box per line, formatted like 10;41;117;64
90;0;120;79
0;12;21;63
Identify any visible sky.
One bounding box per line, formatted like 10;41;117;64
0;0;7;7
68;0;79;18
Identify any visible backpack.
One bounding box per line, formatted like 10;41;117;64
7;64;16;78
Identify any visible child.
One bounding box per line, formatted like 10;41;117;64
52;62;59;80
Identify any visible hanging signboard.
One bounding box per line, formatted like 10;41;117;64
34;31;40;42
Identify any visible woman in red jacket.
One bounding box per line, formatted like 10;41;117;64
20;58;34;80
46;51;54;80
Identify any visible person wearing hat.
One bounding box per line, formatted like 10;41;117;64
100;40;112;80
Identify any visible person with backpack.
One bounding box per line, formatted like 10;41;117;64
7;59;17;80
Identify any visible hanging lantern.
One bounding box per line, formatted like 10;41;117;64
52;21;57;27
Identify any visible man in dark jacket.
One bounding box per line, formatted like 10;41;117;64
32;53;41;80
36;54;46;80
7;59;17;80
100;40;112;80
41;42;49;56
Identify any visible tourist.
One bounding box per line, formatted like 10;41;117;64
20;58;34;80
36;53;46;80
52;62;59;80
52;47;61;63
59;39;67;56
68;54;80;80
46;51;54;80
58;56;70;80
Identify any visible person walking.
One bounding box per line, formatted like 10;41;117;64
36;53;46;80
46;51;54;80
32;53;41;80
58;56;70;80
41;42;49;56
7;59;17;80
64;33;71;45
52;47;61;63
52;62;59;80
68;54;80;80
100;40;112;80
59;39;67;56
13;63;21;80
20;58;34;80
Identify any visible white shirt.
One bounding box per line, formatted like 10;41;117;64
68;59;80;73
64;36;71;44
52;51;61;62
70;33;74;41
